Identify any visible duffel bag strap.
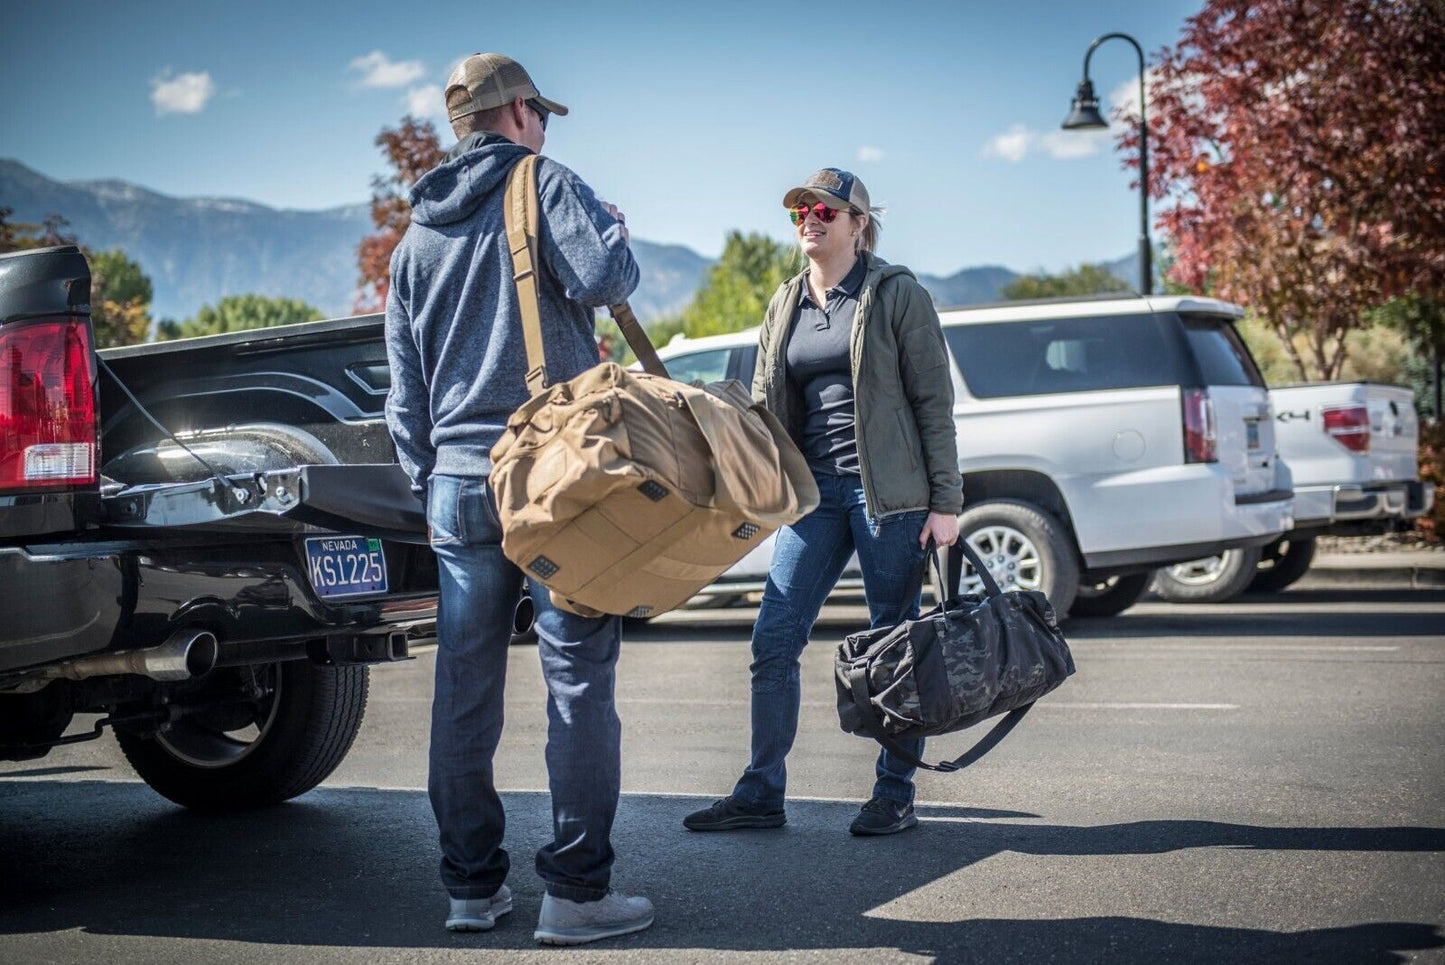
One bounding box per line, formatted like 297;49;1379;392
503;154;670;390
846;659;1033;773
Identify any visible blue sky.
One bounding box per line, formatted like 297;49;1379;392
1;0;1201;276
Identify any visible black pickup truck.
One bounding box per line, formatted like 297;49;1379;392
0;246;523;809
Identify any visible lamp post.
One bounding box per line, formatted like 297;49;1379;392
1063;32;1151;295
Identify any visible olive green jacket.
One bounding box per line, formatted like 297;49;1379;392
752;252;963;520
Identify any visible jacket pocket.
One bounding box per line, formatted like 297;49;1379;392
895;409;920;470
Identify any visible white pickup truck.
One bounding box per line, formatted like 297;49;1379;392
1152;381;1435;600
656;293;1294;619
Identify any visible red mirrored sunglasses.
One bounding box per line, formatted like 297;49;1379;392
789;202;846;226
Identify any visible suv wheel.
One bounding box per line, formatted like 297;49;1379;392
1248;535;1317;593
1151;546;1264;603
1069;573;1151;619
956;500;1080;617
116;659;368;811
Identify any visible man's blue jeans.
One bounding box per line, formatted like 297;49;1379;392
733;471;929;810
426;473;622;902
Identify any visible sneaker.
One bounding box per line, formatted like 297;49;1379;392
849;797;919;836
445;884;513;931
533;890;654;946
682;796;786;831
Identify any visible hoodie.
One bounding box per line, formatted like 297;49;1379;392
384;132;639;499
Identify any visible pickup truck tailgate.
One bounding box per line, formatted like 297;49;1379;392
1271;382;1419;486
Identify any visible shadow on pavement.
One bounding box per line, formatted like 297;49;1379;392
1;779;1441;961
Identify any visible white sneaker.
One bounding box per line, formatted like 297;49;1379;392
446;885;513;931
533;889;654;945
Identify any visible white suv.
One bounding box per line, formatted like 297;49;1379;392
656;293;1294;618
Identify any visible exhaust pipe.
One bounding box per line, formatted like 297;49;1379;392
513;594;536;636
44;629;219;682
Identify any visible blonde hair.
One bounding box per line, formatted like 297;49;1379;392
854;204;885;254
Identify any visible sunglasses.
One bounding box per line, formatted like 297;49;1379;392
526;98;549;131
789;201;848;226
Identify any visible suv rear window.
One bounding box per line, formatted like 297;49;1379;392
1180;313;1265;387
944;314;1194;398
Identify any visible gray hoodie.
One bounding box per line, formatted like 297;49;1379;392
385;132;639;499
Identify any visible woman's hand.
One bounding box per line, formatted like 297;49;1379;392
919;511;960;549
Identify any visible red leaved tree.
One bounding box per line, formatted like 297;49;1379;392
1123;0;1445;380
355;116;446;313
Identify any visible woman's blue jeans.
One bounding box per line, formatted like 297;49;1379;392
426;473;622;902
733;471;929;809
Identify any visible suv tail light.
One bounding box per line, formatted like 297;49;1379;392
1182;388;1217;463
0;317;98;494
1322;402;1370;453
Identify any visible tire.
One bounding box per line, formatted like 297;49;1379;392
1150;546;1264;603
116;660;368;811
1068;573;1151;618
955;499;1081;617
1248;535;1317;593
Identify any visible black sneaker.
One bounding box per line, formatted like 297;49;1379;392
682;796;786;831
849;796;918;836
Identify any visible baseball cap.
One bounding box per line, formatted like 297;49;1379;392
782;168;870;213
445;53;569;123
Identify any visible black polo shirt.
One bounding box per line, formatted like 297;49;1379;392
785;255;867;476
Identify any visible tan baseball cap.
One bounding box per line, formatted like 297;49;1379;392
445;53;569;123
782;168;870;213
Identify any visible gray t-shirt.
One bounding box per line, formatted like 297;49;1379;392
785;255;866;476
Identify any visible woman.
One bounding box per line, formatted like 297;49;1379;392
683;168;963;836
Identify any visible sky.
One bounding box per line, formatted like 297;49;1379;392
0;0;1203;276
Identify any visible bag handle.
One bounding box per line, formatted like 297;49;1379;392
914;536;1004;610
846;661;1034;773
502;155;669;397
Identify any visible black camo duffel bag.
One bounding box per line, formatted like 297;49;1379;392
834;540;1075;772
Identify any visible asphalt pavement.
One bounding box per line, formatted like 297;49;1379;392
3;580;1444;963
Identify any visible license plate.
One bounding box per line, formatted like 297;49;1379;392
304;535;388;599
1246;420;1261;450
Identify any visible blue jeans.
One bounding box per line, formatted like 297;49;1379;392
426;473;622;902
733;472;928;810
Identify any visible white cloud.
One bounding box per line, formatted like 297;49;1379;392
404;84;444;118
350;50;426;89
856;145;885;163
981;125;1033;163
150;70;216;116
1040;129;1106;159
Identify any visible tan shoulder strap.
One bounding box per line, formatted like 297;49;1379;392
504;153;670;393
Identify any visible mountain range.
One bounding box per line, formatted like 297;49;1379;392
1;158;1137;324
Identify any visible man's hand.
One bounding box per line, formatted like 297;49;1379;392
600;201;630;245
919;511;960;549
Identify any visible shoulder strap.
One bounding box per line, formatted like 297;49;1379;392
504;154;670;390
504;154;549;396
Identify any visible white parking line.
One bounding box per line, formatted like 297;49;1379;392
1085;644;1398;652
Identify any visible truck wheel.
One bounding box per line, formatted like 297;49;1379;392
956;500;1080;617
1068;573;1151;619
1248;536;1317;593
1150;546;1264;603
116;659;368;811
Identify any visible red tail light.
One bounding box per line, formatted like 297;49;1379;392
1322;402;1370;453
0;317;98;494
1182;388;1217;463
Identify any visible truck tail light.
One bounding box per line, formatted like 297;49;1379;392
1182;388;1217;463
0;317;99;494
1322;402;1370;453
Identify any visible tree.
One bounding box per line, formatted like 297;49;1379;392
0;207;76;253
1001;263;1131;301
356;116;446;312
1130;0;1445;381
89;248;153;348
161;295;323;340
676;232;800;339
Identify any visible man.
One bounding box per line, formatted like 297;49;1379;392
383;52;652;946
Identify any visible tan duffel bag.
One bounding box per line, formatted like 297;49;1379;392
489;155;819;618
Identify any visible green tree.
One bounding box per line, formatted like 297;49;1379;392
88;248;153;348
677;232;800;339
1000;263;1130;301
162;294;323;340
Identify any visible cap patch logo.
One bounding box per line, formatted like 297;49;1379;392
811;169;845;192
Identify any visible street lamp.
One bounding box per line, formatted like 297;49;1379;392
1063;32;1151;295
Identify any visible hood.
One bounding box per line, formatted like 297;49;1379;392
408;133;531;227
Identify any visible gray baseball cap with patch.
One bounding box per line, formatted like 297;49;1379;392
445;53;569;123
782;168;870;213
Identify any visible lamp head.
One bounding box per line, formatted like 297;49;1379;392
1062;78;1108;130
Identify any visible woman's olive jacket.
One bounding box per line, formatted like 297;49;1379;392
751;251;964;520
